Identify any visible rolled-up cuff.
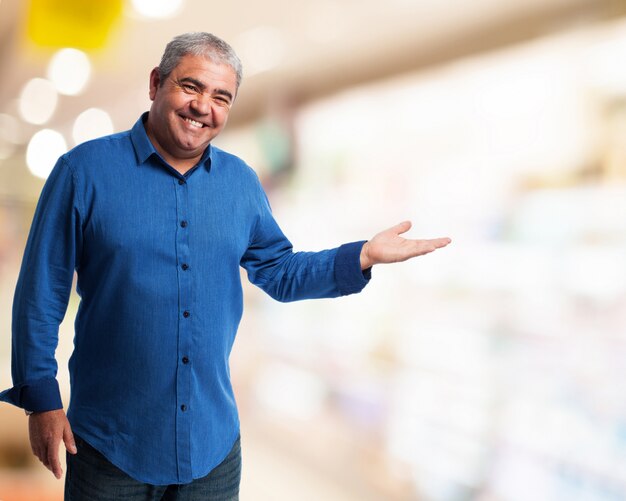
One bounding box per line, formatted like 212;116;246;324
334;240;371;296
0;378;63;412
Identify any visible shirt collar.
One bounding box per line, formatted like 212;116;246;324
130;112;213;172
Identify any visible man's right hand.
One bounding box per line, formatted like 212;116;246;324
28;409;77;479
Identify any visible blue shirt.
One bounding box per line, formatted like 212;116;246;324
0;114;370;485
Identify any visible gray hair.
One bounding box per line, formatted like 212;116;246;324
158;32;243;89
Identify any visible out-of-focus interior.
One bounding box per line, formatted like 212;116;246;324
2;0;626;500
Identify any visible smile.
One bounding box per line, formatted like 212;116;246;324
182;116;204;128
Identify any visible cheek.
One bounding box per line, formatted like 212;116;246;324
214;108;230;124
165;94;191;112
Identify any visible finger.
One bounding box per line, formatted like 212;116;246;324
64;423;77;455
33;442;51;470
429;237;452;248
47;438;63;479
412;238;451;256
32;441;47;465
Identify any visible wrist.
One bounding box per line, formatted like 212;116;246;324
360;242;373;270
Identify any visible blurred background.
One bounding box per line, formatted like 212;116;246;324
1;0;626;499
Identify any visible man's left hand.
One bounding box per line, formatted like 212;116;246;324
360;221;451;270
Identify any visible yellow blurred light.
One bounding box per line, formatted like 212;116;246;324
26;0;123;49
130;0;183;19
73;108;114;145
18;78;58;125
26;129;67;179
47;48;92;96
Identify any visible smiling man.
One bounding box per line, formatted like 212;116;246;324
0;33;451;500
145;47;237;172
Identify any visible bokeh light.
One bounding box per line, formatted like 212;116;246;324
26;129;67;179
130;0;184;19
72;108;114;145
18;78;58;125
47;48;92;96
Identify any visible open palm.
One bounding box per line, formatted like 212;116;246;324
360;221;451;269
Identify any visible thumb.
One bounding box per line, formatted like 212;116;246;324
63;423;77;455
390;220;412;235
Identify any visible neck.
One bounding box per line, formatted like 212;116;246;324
164;156;198;175
144;120;201;175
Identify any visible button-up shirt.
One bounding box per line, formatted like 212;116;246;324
0;114;370;484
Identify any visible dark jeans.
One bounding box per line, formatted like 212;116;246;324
64;435;241;501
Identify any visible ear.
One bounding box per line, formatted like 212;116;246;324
148;67;161;101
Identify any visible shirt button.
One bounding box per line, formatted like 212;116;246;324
178;179;185;185
181;404;187;412
183;310;190;318
182;357;189;364
181;263;189;271
180;220;188;228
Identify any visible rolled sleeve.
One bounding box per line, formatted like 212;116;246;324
0;378;63;412
334;241;371;296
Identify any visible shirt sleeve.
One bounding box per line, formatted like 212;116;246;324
334;241;372;295
0;156;83;412
240;182;370;302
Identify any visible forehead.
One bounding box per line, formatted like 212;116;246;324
172;54;237;88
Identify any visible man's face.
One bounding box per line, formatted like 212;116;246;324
146;54;238;166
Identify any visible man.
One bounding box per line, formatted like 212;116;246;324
1;32;451;500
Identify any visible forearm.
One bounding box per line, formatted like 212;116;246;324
245;241;370;302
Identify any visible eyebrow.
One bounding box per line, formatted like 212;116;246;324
214;89;234;102
178;77;206;91
178;77;234;102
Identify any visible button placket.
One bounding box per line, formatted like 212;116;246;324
174;176;193;479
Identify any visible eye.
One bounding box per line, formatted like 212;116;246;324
182;83;198;93
213;95;232;107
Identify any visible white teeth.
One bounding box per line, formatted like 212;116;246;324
184;117;203;128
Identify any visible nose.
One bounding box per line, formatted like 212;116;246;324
190;94;212;116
